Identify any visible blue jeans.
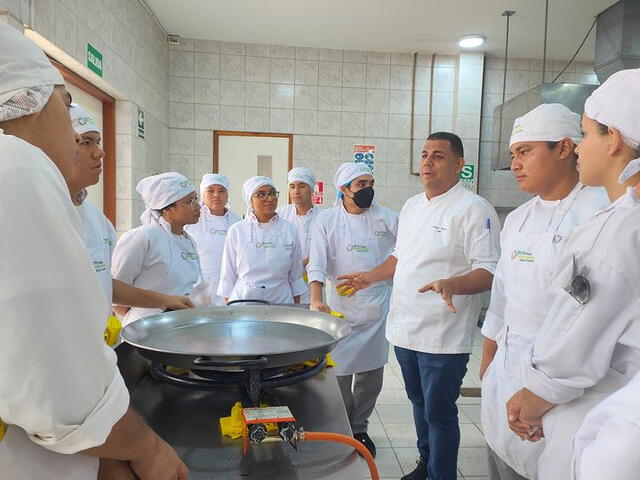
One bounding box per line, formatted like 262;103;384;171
395;346;469;480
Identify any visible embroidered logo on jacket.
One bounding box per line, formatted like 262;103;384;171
511;250;535;263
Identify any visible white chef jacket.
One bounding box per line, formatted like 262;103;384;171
77;200;117;306
0;131;129;478
522;189;640;480
307;203;398;375
479;184;608;478
185;206;240;305
278;203;320;304
111;220;203;325
572;372;640;480
218;214;306;303
386;182;501;353
482;185;608;340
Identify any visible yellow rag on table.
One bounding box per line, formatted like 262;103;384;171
103;315;122;347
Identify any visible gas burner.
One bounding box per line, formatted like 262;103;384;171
150;357;327;406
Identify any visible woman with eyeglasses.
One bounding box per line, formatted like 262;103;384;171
218;175;306;304
112;172;204;325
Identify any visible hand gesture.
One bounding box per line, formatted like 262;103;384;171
419;279;457;313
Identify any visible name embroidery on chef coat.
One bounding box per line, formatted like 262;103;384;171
432;225;447;233
511;250;535;263
346;243;369;253
374;230;388;236
93;259;107;273
255;241;276;249
103;237;113;246
181;251;198;261
210;229;228;236
283;243;293;251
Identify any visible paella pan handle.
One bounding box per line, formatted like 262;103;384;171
192;356;269;368
226;299;271;306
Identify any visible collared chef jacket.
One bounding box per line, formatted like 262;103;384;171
386;182;501;354
0;131;129;479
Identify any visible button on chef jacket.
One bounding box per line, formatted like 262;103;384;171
218;214;306;303
571;372;640;480
386;182;501;353
186;206;241;305
0;131;129;478
77;200;117;306
111;218;202;325
521;189;640;480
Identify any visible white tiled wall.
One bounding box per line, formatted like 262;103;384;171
2;0;170;233
478;56;599;208
167;41;485;212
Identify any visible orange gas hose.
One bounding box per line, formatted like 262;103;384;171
302;431;380;480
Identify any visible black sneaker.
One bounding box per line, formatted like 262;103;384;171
401;457;427;480
353;432;376;458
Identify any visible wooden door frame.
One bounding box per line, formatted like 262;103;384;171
50;58;117;224
212;130;293;174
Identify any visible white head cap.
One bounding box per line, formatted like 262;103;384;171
69;103;100;135
200;173;230;195
136;172;195;225
242;175;275;218
0;23;64;122
288;167;316;189
584;68;640;184
333;162;374;202
509;103;582;149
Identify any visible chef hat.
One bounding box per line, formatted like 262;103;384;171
288;167;316;189
136;172;196;225
242;175;275;218
0;23;64;122
200;173;230;195
509;103;582;148
69;103;100;135
333;162;374;202
584;68;640;184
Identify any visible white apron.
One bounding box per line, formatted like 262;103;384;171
328;209;393;376
122;230;201;325
186;208;239;305
228;220;301;304
481;186;584;479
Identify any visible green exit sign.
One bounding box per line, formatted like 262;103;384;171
87;43;103;77
459;164;475;180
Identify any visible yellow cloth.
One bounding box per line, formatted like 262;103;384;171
0;418;6;442
103;315;122;347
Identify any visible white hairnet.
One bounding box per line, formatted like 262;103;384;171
584;68;640;184
288;167;316;189
0;23;64;122
69;103;100;135
136;172;196;225
242;175;275;218
509;103;582;148
333;162;374;203
200;173;230;195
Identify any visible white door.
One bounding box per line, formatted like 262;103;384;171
66;84;104;210
216;134;291;218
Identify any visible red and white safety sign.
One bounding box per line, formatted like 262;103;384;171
312;181;324;205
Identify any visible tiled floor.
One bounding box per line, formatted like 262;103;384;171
362;328;488;480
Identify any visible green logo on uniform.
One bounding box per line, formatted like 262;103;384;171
511;250;535;263
347;244;369;253
93;260;107;273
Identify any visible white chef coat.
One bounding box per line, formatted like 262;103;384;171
186;206;240;305
386;182;501;353
77;200;117;306
0;131;129;478
480;184;608;479
572;372;640;480
111;219;203;325
307;203;398;375
278;203;320;304
218;214;307;303
522;188;640;480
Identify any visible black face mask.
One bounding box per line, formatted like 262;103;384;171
351;186;374;208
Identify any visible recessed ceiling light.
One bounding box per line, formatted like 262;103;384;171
458;34;486;48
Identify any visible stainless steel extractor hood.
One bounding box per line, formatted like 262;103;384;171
491;0;640;171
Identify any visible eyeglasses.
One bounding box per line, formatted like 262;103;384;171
254;190;279;200
179;196;200;208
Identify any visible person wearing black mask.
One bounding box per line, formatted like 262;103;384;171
307;162;398;457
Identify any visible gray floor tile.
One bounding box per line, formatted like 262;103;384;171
459;423;486;447
376;404;414;424
383;423;418;448
457;446;489;477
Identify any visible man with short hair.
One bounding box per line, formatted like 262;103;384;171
278;167;320;304
479;104;608;480
338;132;500;480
